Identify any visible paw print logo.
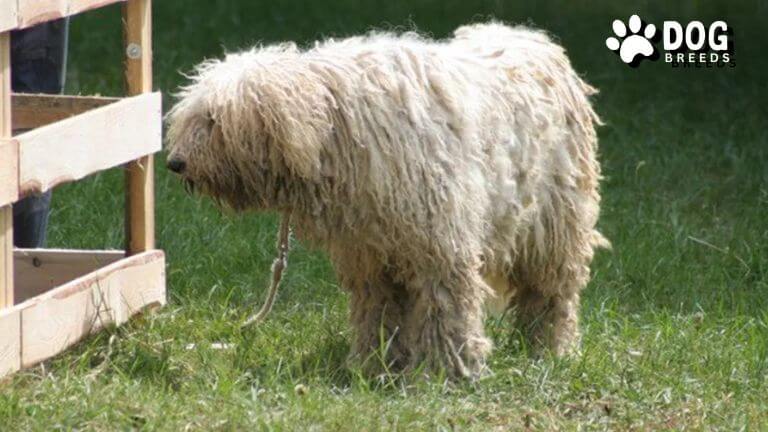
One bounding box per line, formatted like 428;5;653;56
606;15;657;66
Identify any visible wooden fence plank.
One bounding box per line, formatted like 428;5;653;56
0;140;17;207
0;1;17;35
1;0;127;32
0;307;20;378
20;250;165;367
16;92;161;195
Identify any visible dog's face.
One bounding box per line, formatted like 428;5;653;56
165;48;334;211
165;97;249;208
164;103;218;183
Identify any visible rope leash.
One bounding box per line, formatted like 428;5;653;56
242;212;292;327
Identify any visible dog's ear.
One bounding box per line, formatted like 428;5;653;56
202;51;335;180
254;71;334;179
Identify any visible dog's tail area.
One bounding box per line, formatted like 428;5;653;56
591;230;612;250
451;21;601;124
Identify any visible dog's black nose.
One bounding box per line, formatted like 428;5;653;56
166;158;186;174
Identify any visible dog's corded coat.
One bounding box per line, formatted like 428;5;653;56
166;22;608;378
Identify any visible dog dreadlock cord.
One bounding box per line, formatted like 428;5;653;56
242;213;291;327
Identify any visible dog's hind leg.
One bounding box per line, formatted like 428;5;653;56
511;227;595;356
403;265;492;379
347;272;411;376
513;283;582;357
511;186;602;356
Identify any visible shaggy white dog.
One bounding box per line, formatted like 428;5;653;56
166;22;608;378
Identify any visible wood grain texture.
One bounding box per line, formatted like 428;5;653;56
20;250;165;367
0;307;20;378
0;1;18;35
0;0;166;379
14;249;124;303
106;250;166;325
1;32;14;309
0;38;14;207
125;155;155;253
1;0;126;32
16;92;162;195
12;93;119;131
123;0;155;255
0;139;17;207
0;33;8;138
0;207;11;308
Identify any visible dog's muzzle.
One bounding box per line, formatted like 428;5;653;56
166;158;187;174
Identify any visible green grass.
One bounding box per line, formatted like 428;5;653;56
2;0;767;429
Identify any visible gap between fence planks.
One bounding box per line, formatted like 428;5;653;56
11;93;119;131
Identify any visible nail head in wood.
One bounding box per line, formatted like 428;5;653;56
127;43;142;60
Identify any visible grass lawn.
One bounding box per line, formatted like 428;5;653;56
2;0;767;430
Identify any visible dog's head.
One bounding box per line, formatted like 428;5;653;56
165;45;334;210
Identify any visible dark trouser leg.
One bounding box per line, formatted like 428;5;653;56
10;19;69;248
12;192;52;248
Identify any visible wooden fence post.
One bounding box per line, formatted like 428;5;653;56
123;0;155;255
0;32;14;308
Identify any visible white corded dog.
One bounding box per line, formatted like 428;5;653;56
166;22;608;379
